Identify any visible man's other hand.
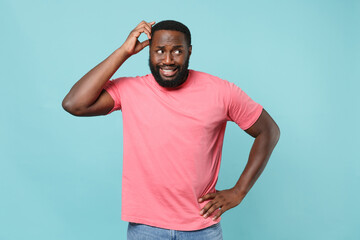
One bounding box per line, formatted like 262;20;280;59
198;188;243;221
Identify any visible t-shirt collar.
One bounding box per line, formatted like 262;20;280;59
148;69;194;92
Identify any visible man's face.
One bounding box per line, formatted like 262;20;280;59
149;30;192;88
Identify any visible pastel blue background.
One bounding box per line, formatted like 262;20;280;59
1;0;359;239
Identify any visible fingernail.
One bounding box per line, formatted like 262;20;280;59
204;213;208;218
200;210;204;215
198;198;202;202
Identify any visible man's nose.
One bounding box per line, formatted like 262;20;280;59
163;52;174;65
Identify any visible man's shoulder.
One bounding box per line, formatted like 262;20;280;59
109;74;149;85
190;69;220;78
190;69;231;87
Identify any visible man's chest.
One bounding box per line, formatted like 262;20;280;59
121;87;228;134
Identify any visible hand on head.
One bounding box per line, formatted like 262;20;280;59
122;20;156;57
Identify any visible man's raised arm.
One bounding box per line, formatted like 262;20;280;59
62;21;155;116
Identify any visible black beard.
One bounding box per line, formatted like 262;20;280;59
149;57;190;88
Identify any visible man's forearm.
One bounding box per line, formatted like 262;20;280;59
62;47;130;112
198;120;280;221
233;126;280;199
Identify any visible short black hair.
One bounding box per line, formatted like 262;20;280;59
150;20;191;46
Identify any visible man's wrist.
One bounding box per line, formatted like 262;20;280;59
116;46;132;59
232;186;247;200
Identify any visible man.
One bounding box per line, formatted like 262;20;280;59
62;20;280;239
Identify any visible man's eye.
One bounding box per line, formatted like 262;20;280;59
157;50;163;54
174;50;182;54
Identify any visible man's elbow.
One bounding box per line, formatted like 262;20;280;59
270;123;280;146
62;98;84;116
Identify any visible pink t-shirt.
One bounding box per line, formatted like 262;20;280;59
103;70;263;231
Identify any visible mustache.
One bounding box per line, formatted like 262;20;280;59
157;64;178;68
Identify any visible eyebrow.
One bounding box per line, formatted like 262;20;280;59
155;45;185;49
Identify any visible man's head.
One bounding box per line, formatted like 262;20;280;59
149;20;192;88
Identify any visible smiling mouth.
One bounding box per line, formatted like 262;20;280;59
159;67;178;79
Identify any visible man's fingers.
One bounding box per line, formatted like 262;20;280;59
142;29;151;40
137;20;155;27
200;200;217;214
198;192;216;202
200;201;222;218
143;21;156;30
206;203;222;217
134;39;150;54
136;20;149;28
142;22;155;39
123;21;155;56
132;27;151;39
140;39;150;48
199;201;211;215
135;24;151;36
144;21;155;30
212;207;226;220
135;21;155;39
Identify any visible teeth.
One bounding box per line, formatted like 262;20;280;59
160;67;177;77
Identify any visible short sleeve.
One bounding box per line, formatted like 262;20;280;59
103;78;123;114
227;82;263;130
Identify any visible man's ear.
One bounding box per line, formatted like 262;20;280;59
188;45;192;56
